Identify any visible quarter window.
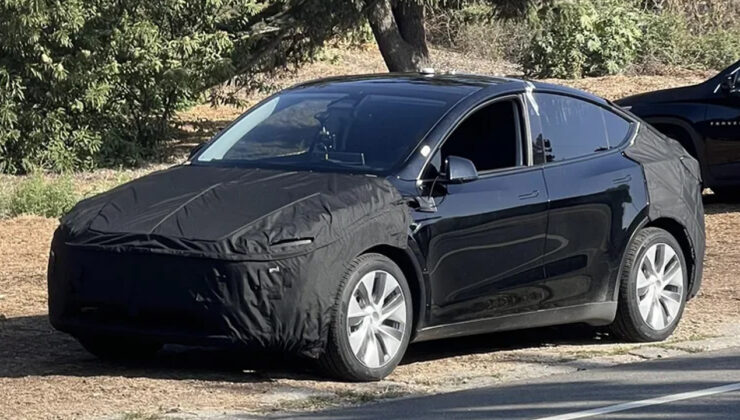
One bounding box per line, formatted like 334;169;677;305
603;107;632;147
535;93;631;162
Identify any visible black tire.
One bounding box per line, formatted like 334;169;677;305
611;227;688;342
77;335;163;361
319;253;412;382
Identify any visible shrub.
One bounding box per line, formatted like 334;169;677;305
0;185;10;219
687;27;740;71
0;1;368;174
426;2;496;49
636;10;740;73
0;0;239;174
522;0;643;78
635;11;691;71
456;18;530;62
7;175;79;218
426;2;529;62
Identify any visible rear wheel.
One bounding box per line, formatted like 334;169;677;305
319;253;412;381
611;227;688;342
77;335;162;361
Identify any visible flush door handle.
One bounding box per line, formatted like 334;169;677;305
518;190;540;200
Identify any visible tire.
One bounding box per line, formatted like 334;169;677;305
611;227;688;342
319;253;413;381
77;335;163;361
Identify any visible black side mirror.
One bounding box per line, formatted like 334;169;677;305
445;155;479;183
188;143;206;160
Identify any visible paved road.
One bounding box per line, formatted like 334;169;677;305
293;347;740;419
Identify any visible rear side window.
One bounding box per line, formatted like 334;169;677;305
535;93;631;162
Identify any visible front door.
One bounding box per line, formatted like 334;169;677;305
411;97;549;326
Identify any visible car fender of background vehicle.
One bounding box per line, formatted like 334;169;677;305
617;60;740;191
48;73;706;381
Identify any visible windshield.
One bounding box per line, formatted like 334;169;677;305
195;90;458;173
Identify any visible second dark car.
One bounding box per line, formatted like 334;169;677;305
617;60;740;195
49;73;705;381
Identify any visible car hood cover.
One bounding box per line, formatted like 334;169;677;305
60;165;410;259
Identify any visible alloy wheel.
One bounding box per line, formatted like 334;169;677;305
636;242;685;331
346;270;407;368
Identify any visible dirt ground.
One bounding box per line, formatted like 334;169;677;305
3;196;740;420
2;48;738;420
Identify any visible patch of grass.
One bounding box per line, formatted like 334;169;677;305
77;171;138;198
653;333;721;353
566;345;637;360
0;185;10;219
0;167;157;220
6;174;79;218
334;388;409;404
119;413;166;420
279;387;410;412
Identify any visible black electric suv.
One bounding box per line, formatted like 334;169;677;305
49;74;705;381
617;60;740;195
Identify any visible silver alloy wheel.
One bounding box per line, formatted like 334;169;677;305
346;270;407;368
637;242;685;331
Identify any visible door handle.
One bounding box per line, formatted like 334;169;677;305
518;190;540;200
612;174;632;184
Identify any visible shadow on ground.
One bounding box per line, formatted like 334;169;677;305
703;194;740;214
0;314;614;383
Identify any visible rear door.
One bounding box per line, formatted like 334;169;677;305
533;93;647;309
412;96;550;326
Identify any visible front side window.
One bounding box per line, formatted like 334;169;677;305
425;99;523;177
196;91;457;173
535;93;631;162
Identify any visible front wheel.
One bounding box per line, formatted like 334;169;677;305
611;227;688;342
319;253;412;381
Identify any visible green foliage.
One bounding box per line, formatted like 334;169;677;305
520;0;739;78
426;1;528;62
0;185;10;219
522;0;643;78
638;11;740;73
0;0;362;175
7;174;79;218
686;27;740;71
637;11;689;69
0;0;244;174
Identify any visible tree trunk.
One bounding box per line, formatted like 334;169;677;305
364;0;430;72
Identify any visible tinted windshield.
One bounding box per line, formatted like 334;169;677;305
196;89;461;173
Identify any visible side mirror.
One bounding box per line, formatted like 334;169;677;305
188;143;206;160
445;155;479;183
